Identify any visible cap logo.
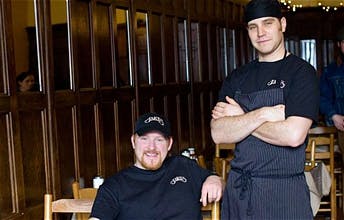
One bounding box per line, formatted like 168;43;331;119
144;116;165;126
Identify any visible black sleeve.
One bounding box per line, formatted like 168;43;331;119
90;179;120;220
285;62;319;123
218;71;238;102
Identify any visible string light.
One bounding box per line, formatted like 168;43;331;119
280;0;344;12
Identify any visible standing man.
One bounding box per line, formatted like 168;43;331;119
320;26;344;163
211;0;319;219
90;112;224;220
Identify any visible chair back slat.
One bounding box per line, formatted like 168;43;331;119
306;126;337;219
52;199;93;213
72;181;97;220
44;194;94;220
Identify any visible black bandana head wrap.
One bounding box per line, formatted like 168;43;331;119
244;0;282;23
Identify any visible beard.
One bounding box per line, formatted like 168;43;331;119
140;152;163;170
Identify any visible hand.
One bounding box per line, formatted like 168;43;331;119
200;175;224;206
332;114;344;131
212;96;244;119
262;104;285;122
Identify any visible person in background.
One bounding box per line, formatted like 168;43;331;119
320;26;344;163
210;0;319;219
89;112;224;220
16;71;36;92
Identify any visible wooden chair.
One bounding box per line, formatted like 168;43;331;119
44;194;93;220
215;143;235;158
214;143;235;181
305;139;316;172
72;181;98;220
306;126;337;220
201;201;220;220
197;155;221;220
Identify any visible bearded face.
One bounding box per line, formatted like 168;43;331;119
131;132;172;170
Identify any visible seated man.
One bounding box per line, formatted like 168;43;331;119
89;112;224;220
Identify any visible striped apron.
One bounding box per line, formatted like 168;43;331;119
221;88;313;220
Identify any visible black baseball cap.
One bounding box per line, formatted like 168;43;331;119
244;0;282;23
134;113;171;137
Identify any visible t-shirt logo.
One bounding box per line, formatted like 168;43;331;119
267;79;286;88
267;79;277;86
170;176;187;185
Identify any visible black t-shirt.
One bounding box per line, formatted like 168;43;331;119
90;156;212;220
218;54;319;122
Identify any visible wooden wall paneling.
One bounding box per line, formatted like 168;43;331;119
117;100;135;169
71;0;93;89
152;93;165;114
215;0;224;19
151;89;166;115
242;30;250;63
0;33;4;92
234;29;243;67
95;1;114;88
200;91;213;156
192;90;204;151
238;30;246;65
206;0;215;18
52;24;71;90
100;102;118;177
190;21;200;82
135;11;149;85
217;26;225;81
147;0;163;13
149;13;163;84
55;106;76;196
163;0;174;11
177;18;187;83
165;94;180;154
19;110;46;207
199;22;209;82
0;114;14;219
0;0;7;94
1;1;39;219
78;104;97;187
208;24;218;81
18;0;57;218
225;2;232;24
0;97;10;115
196;0;206;16
163;15;176;83
178;91;192;148
133;0;149;11
0;0;16;95
232;3;239;24
138;89;151;115
172;0;186;13
114;7;132;87
94;103;103;180
113;0;130;8
93;1;115;180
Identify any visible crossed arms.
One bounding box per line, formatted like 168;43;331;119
211;96;312;147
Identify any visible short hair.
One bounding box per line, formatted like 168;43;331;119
16;71;35;83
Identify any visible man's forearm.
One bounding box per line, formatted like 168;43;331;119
211;108;268;144
252;116;312;147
